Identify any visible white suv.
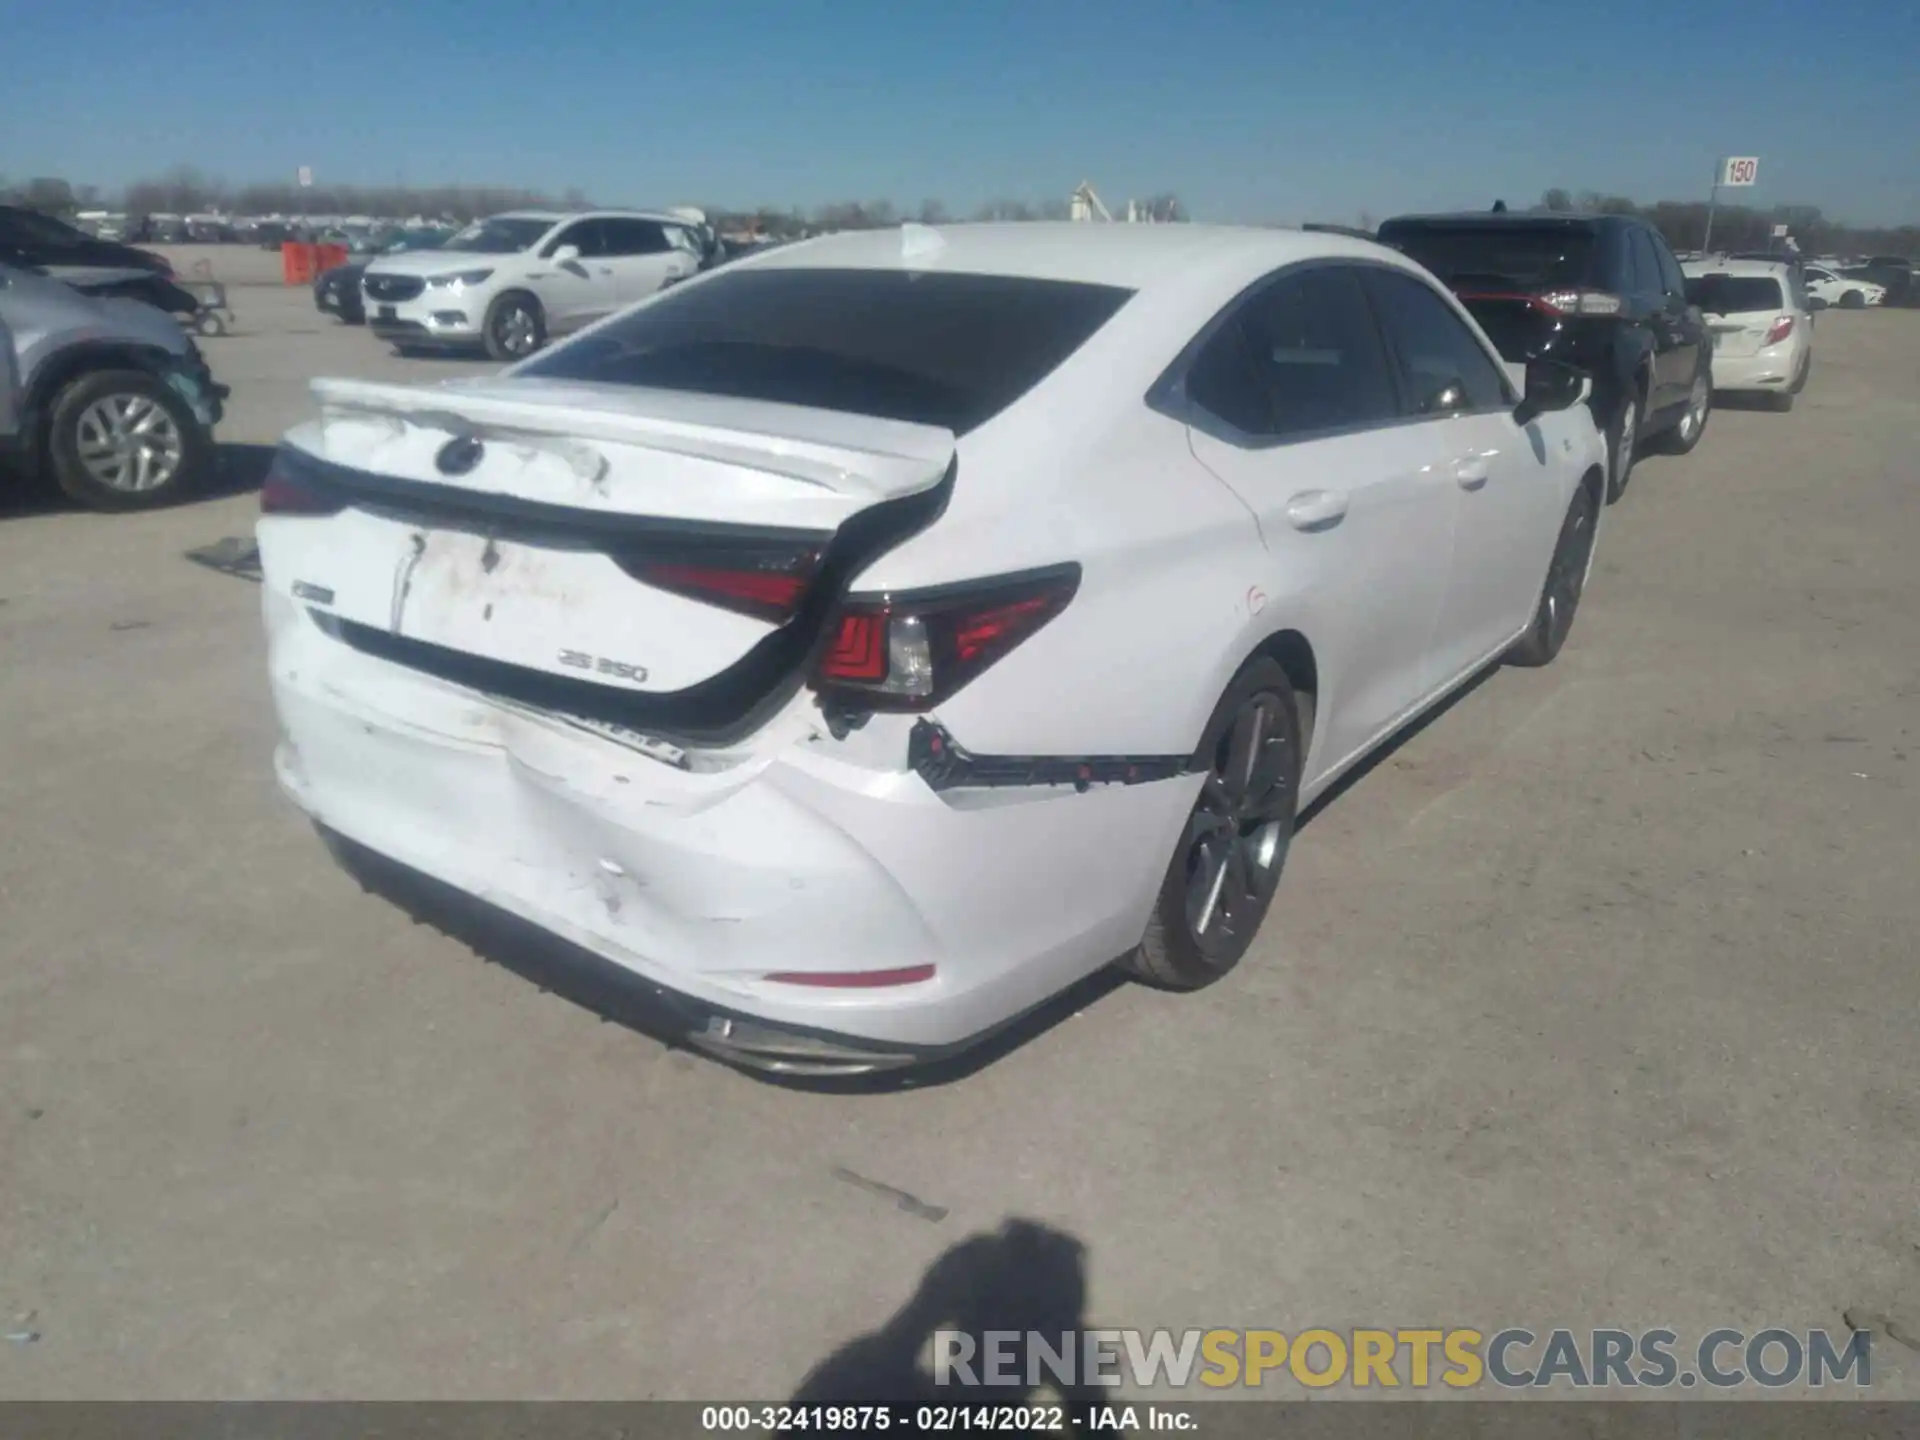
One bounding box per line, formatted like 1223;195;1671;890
361;210;702;360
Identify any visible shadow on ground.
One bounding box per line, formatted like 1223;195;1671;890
1;440;275;522
791;1218;1105;1418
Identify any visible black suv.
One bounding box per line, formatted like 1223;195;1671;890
0;205;172;276
1376;212;1711;501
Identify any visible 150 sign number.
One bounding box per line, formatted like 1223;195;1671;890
1720;156;1759;187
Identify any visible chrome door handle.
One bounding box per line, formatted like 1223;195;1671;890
1285;489;1348;531
1454;458;1490;490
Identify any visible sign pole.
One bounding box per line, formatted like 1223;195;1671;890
1702;158;1721;256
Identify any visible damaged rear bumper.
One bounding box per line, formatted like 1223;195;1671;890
265;590;1198;1061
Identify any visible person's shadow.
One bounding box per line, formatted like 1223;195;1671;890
791;1219;1104;1432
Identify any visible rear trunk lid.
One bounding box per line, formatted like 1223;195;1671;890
1702;312;1784;358
259;375;954;739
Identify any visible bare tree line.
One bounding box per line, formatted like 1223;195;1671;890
4;169;1915;255
0;169;1182;235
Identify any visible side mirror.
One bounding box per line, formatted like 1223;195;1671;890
550;244;581;263
1512;359;1585;426
1423;378;1469;415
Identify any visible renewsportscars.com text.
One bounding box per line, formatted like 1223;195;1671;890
932;1327;1872;1390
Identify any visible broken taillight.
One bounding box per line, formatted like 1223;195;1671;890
810;564;1080;711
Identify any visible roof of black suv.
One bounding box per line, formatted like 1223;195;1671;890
1380;212;1632;229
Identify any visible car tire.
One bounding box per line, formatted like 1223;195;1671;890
1839;289;1866;310
45;368;211;512
1601;377;1644;504
483;292;546;362
1656;364;1711;455
1506;476;1601;669
1121;658;1307;992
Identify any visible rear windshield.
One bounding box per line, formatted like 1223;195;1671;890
521;267;1133;434
1377;222;1596;291
1686;275;1784;313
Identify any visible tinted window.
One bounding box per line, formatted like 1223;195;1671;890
1651;234;1687;297
1626;229;1663;298
602;219;673;256
521;268;1132;434
1685;275;1785;313
1363;269;1511;412
547;219;605;258
1376;221;1596;290
1185;267;1398;439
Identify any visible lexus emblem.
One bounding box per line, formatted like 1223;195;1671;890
435;435;484;476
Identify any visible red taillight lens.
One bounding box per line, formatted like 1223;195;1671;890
810;564;1080;711
626;548;822;624
821;609;889;681
1764;315;1795;346
259;454;348;516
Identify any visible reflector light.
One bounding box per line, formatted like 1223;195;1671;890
764;965;936;988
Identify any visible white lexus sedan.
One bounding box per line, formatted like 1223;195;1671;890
258;223;1607;1074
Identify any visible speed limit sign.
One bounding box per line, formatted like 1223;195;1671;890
1720;156;1759;187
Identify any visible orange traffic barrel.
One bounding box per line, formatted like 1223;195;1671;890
281;242;317;286
314;243;350;274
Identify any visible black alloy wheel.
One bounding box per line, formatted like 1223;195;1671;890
1123;658;1304;990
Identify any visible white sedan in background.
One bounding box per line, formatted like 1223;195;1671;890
259;223;1608;1073
1683;258;1815;411
1802;264;1884;309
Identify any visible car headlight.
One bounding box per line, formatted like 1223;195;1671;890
427;269;493;289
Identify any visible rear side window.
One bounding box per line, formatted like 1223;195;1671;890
521;268;1132;434
601;219;673;256
1376;222;1596;291
1625;229;1663;300
546;219;605;258
1651;234;1687;298
1363;269;1512;412
1686;274;1785;313
1183;267;1399;440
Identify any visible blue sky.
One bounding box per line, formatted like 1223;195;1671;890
5;0;1916;225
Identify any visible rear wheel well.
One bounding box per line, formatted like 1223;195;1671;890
1580;464;1605;506
1248;628;1318;746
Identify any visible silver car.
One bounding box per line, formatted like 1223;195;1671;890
0;262;225;509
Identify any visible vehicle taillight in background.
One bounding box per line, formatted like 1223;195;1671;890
810;564;1081;711
258;451;348;516
1453;288;1625;318
1763;315;1795;346
1532;288;1625;317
